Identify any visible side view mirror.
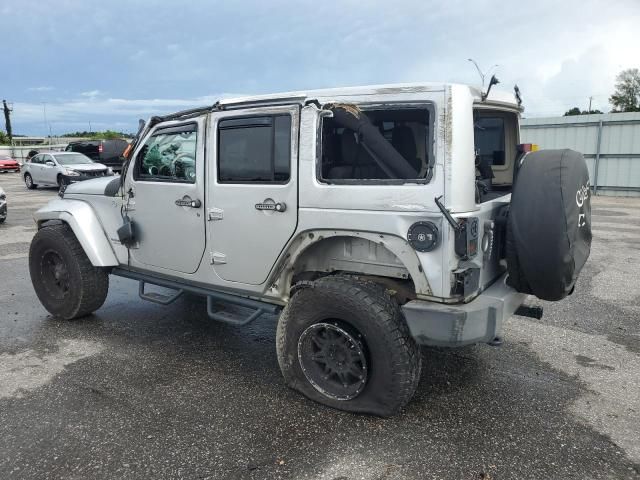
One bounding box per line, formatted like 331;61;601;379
45;160;55;167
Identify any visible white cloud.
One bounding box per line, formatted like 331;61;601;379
27;86;54;92
80;90;104;98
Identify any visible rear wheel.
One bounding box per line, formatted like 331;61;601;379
57;174;65;189
276;275;422;416
24;173;37;189
29;224;109;319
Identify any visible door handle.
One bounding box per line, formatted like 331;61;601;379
175;196;202;208
255;201;286;212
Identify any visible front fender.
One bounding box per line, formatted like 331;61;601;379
33;199;118;267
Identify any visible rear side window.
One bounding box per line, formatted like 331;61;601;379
218;115;291;183
135;124;198;183
320;106;433;183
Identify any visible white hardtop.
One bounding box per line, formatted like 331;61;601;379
217;82;522;111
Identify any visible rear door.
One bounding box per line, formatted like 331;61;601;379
125;118;206;274
207;105;299;285
473;108;520;288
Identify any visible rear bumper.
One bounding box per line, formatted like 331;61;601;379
401;273;527;347
0;166;20;172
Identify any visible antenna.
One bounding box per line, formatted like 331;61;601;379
468;59;499;87
482;75;500;101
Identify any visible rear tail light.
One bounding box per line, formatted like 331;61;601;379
518;143;539;153
98;144;104;153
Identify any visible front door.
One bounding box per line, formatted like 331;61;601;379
125;118;206;274
41;154;58;184
28;154;45;183
207;105;299;285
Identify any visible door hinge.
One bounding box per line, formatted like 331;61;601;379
210;252;227;265
207;207;224;221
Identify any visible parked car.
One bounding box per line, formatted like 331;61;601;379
0;154;20;173
22;152;114;189
0;186;6;223
29;83;591;416
65;139;128;172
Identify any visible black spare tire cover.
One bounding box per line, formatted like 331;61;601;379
506;149;591;301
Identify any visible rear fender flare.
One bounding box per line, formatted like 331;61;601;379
33;199;118;267
268;229;432;301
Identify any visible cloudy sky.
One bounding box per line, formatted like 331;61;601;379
2;0;639;135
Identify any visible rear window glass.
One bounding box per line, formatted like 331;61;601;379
320;106;432;183
474;117;505;166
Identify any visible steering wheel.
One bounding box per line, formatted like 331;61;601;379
170;153;196;179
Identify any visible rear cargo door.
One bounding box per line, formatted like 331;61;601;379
473;108;519;289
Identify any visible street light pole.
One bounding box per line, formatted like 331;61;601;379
467;59;499;87
42;103;48;143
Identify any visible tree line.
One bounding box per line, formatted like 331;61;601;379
564;68;640;116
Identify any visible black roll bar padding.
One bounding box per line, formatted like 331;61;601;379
329;106;418;179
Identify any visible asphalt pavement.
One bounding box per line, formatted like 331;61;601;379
0;171;639;480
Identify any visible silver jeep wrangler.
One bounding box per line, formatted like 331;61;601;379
29;82;592;416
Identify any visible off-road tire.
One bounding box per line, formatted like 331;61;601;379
24;173;37;189
29;224;109;320
276;275;422;417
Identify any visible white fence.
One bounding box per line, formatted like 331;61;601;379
521;112;640;197
0;144;67;163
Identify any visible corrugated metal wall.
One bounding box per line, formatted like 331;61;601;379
521;112;640;197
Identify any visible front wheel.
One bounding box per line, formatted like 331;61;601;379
24;173;37;189
29;224;109;319
276;276;422;416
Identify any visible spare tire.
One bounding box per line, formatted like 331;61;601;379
506;149;591;301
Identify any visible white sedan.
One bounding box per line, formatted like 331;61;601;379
22;151;114;189
0;186;6;223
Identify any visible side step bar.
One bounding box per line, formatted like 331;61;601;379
139;281;184;305
113;268;282;326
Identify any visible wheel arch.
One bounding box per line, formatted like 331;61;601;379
33;199;118;267
268;230;431;301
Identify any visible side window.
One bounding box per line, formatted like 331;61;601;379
136;124;197;183
218;115;291;183
320;107;432;183
30;155;40;164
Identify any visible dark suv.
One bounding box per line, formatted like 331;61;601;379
65;139;128;172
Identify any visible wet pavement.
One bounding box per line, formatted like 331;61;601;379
1;171;639;479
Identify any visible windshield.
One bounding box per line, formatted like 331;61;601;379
54;153;94;165
0;155;13;160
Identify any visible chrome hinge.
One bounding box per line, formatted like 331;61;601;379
210;252;227;265
207;207;223;221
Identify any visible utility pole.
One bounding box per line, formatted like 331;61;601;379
2;100;12;143
42;102;48;142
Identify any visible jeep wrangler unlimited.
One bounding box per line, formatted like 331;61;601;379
29;83;591;416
